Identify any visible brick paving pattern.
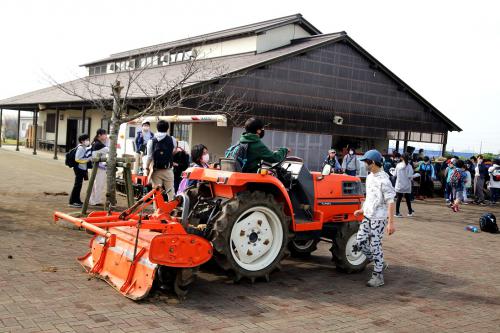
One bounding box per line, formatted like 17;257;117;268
1;147;499;332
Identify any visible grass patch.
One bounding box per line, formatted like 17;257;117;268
2;139;25;145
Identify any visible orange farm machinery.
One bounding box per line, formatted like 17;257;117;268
54;155;367;300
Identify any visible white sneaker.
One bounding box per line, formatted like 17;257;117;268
394;214;403;218
407;212;414;217
367;274;385;287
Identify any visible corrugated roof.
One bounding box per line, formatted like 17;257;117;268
0;33;342;107
0;32;461;132
81;13;321;66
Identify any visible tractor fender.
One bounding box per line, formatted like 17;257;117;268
244;181;295;225
185;167;295;225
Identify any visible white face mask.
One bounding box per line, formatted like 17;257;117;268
202;153;210;163
349;150;354;155
83;140;90;146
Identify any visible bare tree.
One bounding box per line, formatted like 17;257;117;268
49;52;247;206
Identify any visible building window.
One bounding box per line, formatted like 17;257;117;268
101;118;110;132
91;47;197;75
160;52;169;65
176;52;184;62
89;64;107;76
172;123;190;142
170;52;177;63
128;126;136;139
46;113;56;133
184;50;193;60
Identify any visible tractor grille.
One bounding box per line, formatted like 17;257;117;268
342;181;362;196
331;214;345;222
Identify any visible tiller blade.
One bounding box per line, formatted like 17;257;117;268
53;188;212;300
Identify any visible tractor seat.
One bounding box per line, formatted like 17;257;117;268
219;158;237;172
289;165;315;221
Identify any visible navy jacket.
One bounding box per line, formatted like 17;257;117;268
476;163;489;179
135;130;154;153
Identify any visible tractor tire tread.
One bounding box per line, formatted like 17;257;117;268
211;191;290;282
330;222;367;274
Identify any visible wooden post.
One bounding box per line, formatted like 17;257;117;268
0;108;3;148
54;108;60;159
81;106;86;133
16;110;21;151
32;109;38;155
441;131;448;157
123;162;135;207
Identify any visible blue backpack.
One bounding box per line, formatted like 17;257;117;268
224;143;249;172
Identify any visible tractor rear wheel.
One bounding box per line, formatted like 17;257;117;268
288;238;319;258
211;191;290;282
330;222;368;273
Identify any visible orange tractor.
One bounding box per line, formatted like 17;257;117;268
54;155;367;300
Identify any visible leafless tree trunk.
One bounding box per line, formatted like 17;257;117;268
106;81;123;206
48;51;248;207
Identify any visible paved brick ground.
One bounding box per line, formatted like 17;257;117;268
1;147;499;332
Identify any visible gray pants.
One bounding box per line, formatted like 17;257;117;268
357;218;387;275
151;168;175;201
134;152;143;174
474;177;485;202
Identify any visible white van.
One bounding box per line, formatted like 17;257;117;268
116;114;227;159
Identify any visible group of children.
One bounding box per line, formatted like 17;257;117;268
68;129;109;208
443;155;500;212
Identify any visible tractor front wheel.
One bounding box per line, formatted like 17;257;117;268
330;222;368;273
288;238;319;258
211;191;290;282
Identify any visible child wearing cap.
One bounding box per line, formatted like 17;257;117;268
354;149;396;287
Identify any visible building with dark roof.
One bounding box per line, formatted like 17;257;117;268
0;14;460;169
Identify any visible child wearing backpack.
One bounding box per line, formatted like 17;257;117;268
227;118;288;173
450;159;467;212
68;134;92;208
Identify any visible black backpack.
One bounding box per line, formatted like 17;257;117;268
152;136;174;170
65;146;79;168
479;213;498;233
225;142;249;172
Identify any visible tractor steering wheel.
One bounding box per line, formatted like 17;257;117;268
259;149;290;171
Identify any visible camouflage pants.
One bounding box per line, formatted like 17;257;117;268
356;218;387;275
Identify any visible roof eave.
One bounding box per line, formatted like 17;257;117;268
254;16;322;35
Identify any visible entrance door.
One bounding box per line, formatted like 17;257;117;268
66;119;78;151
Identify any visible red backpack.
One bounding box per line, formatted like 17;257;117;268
449;169;462;187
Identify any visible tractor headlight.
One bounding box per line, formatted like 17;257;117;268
342;181;362;196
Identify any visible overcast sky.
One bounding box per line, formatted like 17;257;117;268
1;0;498;153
